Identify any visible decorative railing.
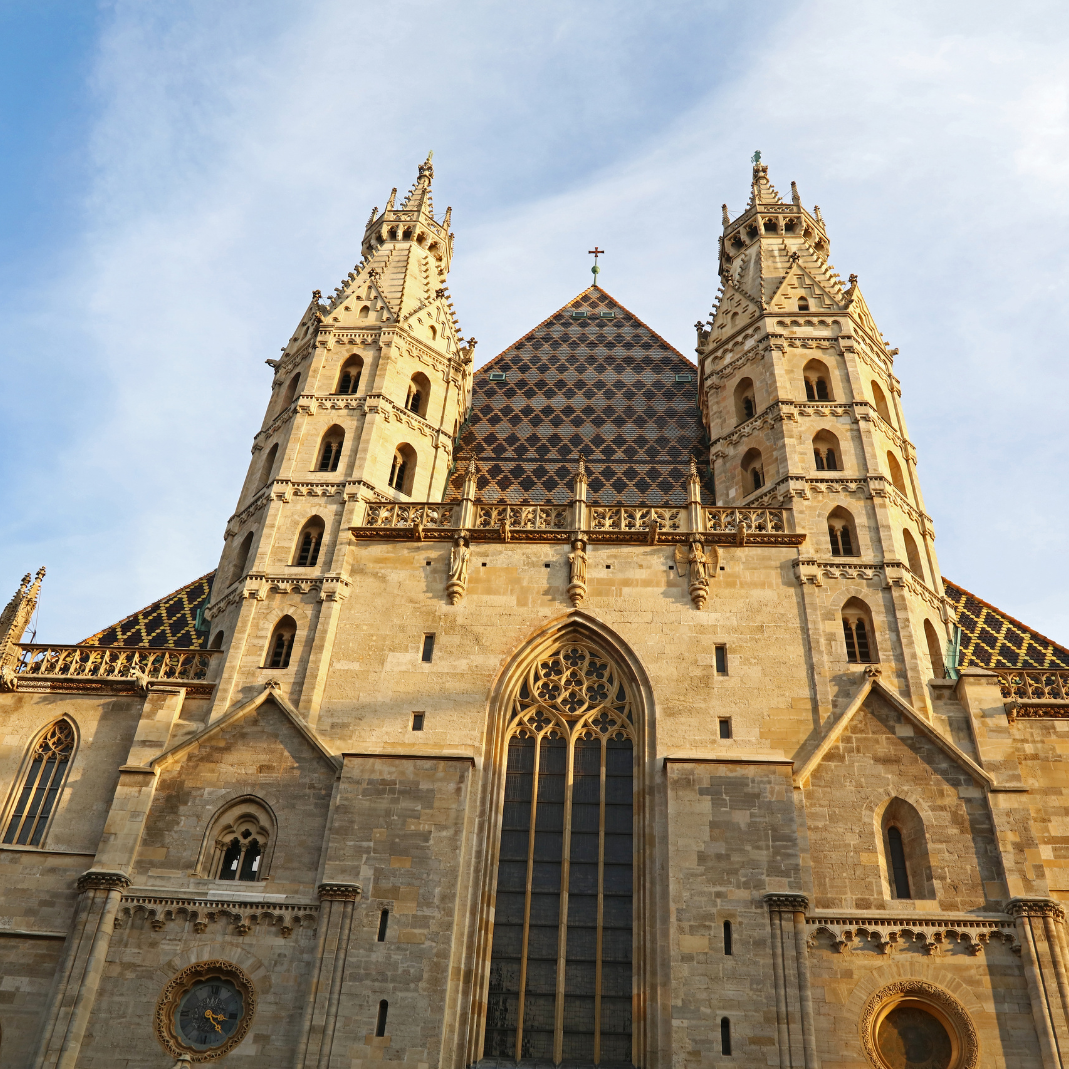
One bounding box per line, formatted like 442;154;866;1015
364;503;458;528
589;507;683;532
996;669;1069;702
704;507;786;534
476;504;569;530
15;645;219;683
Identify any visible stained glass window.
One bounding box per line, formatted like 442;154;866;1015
3;720;75;847
485;641;635;1066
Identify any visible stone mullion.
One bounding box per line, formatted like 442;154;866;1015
552;733;576;1065
513;728;541;1062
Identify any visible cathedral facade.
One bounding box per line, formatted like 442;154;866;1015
2;156;1069;1069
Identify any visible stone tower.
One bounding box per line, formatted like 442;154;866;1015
204;154;473;721
696;159;950;718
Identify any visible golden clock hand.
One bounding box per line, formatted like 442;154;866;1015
203;1009;224;1033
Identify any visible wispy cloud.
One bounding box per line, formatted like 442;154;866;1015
1;0;1067;644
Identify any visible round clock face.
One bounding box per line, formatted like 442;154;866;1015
174;977;245;1051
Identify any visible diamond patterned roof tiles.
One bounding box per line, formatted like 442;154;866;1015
81;571;215;649
446;288;708;505
944;578;1069;670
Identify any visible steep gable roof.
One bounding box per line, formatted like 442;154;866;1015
944;578;1069;670
81;571;214;649
447;287;707;505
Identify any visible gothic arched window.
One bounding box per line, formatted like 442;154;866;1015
388;444;416;494
842;598;877;663
265;616;296;669
317;426;345;472
336;356;363;395
3;720;76;847
484;639;635;1067
201;798;274;881
294;517;325;567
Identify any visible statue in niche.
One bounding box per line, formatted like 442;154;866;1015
447;533;470;605
567;538;588;607
688;540;711;610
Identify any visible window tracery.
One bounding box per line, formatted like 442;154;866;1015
3;720;75;847
485;639;635;1067
201;799;274;882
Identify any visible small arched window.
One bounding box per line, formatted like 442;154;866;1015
812;429;842;472
797;296;809;312
871;380;893;424
903;528;924;580
886;451;907;494
803;358;832;401
282;374;301;408
336;356;363;395
294;518;325;567
405;372;431;417
842;598;877;663
733;377;756;424
359;305;370;320
388;444;416;495
740;446;765;496
203;798;274;881
429;324;437;341
317;426;345;472
827;506;858;557
210;630;225;650
230;532;254;587
924;620;945;679
259;443;279;488
879;797;931;900
265;616;296;670
3;720;76;847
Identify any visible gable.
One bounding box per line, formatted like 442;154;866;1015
81;571;215;649
447;287;707;506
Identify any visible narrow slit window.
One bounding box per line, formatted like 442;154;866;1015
375;1000;388;1038
723;920;733;956
3;721;76;847
412;712;425;731
718;718;732;740
715;645;728;675
721;1017;732;1055
421;634;435;662
377;909;390;942
887;826;911;899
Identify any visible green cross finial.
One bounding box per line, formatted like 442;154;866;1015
588;247;604;287
752;150;762;164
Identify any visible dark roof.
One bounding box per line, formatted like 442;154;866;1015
81;571;215;649
446;287;709;505
944;578;1069;670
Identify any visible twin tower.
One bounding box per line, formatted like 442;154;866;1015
204;154;948;726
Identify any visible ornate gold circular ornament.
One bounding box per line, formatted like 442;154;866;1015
860;981;978;1069
155;961;256;1061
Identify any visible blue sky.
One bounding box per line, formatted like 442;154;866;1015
1;0;1068;645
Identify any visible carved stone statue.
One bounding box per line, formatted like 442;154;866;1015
688;540;710;610
447;534;471;604
567;539;588;607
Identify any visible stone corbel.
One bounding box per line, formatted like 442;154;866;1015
792;558;823;586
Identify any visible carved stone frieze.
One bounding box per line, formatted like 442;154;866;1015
317;883;362;901
809;916;1018;958
1006;897;1066;920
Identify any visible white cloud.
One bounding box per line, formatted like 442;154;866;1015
2;0;1068;646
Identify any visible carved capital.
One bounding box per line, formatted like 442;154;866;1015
78;870;130;894
318;882;362;901
763;892;809;914
1007;897;1066;920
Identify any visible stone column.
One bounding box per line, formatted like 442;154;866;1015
294;883;361;1069
1008;898;1069;1069
32;872;129;1069
764;894;821;1069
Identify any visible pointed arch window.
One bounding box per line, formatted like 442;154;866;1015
294;518;325;567
201;798;274;881
842;598;877;663
336;356;363;395
317;426;344;472
484;640;635;1067
3;720;75;846
265;616;296;669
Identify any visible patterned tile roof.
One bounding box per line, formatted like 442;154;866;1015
81;572;215;649
446;287;710;505
944;578;1069;670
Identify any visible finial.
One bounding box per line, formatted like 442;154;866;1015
443;206;452;228
577;453;586;477
367;206;378;226
790;181;800;206
721;204;730;226
466;454;477;477
418;153;434;182
588;247;604;287
751;149;762;165
312;289;322;304
813;204;824;226
385;187;397;211
689;455;698;477
849;273;858;286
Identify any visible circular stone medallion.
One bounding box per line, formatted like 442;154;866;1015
156;961;256;1061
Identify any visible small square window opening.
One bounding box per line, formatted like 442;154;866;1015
544;562;551;568
718;717;732;740
715;645;728;675
421;634;435;663
412;713;425;731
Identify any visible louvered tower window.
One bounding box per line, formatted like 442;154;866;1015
485;640;634;1067
3;720;75;846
